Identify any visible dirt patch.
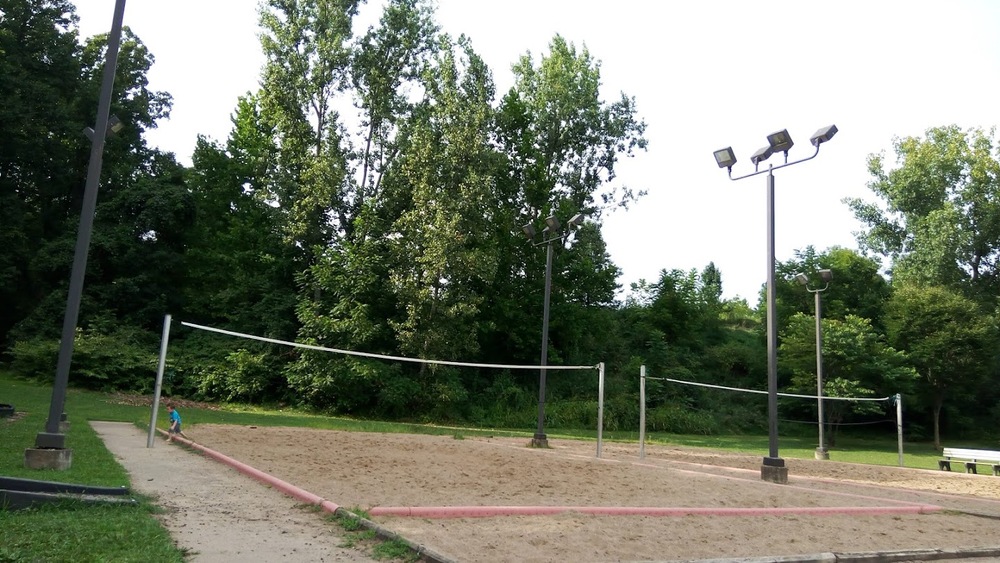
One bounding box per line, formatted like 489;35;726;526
182;424;1000;562
104;393;222;410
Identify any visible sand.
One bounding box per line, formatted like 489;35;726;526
177;424;1000;562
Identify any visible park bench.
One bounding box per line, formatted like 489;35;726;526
938;447;1000;476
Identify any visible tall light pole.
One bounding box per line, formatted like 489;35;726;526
24;0;128;470
796;269;833;460
713;125;838;483
522;212;585;448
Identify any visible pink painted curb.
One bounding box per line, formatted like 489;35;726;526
157;429;340;513
368;504;941;518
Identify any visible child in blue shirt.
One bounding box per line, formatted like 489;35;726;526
167;405;190;442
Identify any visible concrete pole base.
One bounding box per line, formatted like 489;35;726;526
24;448;73;470
814;447;829;460
760;463;788;484
59;421;70;433
530;437;549;448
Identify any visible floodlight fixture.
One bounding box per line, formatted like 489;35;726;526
767;129;793;154
797;269;833;286
522;224;536;239
567;213;585;227
750;146;774;165
809;124;838;146
544;215;561;231
108;115;124;134
714;147;737;169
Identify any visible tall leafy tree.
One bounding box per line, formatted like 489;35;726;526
499;34;647;218
184;94;297;339
386;35;498;363
0;0;82;347
274;1;446;413
257;0;358;256
350;34;502;415
176;98;300;402
780;313;916;446
884;284;995;448
57;26;181;334
349;0;437;237
846;126;1000;302
257;0;436;251
491;34;646;391
2;6;181;343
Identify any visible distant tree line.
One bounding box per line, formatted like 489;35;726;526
3;0;998;448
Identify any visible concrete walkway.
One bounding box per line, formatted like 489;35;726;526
91;421;376;562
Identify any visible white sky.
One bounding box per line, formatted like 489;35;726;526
72;0;1000;303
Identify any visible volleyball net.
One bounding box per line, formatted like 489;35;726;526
148;315;608;452
637;365;905;465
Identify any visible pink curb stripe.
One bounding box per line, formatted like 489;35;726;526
157;429;340;513
368;504;941;519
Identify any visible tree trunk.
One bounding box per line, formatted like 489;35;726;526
932;397;943;451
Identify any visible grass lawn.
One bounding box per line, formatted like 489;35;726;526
0;372;185;562
0;369;952;561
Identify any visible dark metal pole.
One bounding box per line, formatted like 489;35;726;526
764;166;781;464
34;0;127;450
533;239;554;447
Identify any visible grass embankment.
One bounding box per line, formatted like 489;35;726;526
0;370;953;561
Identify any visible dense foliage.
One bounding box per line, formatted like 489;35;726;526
2;1;999;444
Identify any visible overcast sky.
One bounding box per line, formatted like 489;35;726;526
71;0;1000;302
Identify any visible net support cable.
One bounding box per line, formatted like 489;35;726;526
180;321;598;371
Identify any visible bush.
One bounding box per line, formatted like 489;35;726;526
547;399;597;429
469;373;535;428
193;349;278;403
9;327;157;392
645;404;721;435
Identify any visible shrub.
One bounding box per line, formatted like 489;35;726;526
645;404;721;435
9;327;157;392
193;349;278;403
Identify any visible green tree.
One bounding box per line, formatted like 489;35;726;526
884;284;995;448
780;313;916;446
493;34;646;395
184;95;297;339
265;0;442;414
4;12;183;345
348;0;437;238
375;34;500;415
257;0;356;260
0;0;83;348
499;34;647;218
775;246;890;331
61;26;181;334
846;126;1000;302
